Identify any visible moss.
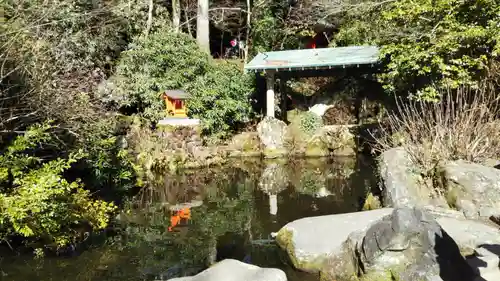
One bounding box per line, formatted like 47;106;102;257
287;109;301;123
359;265;407;281
320;272;359;281
276;229;329;272
458;245;476;257
445;187;460;209
362;192;382;210
157;124;177;132
263;147;288;158
359;270;393;281
305;136;330;157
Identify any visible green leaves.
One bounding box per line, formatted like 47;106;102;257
105;30;211;122
186;62;255;139
0;125;117;249
333;0;499;99
107;29;255;139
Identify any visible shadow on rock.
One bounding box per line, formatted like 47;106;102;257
434;231;478;281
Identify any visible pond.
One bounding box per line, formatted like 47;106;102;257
0;156;378;281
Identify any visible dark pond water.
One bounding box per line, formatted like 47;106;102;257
0;156;377;281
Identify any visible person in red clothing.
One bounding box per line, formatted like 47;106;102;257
306;39;317;49
305;32;330;49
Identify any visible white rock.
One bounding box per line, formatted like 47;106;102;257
167;259;287;281
308;104;333;117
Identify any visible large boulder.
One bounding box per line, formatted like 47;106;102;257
440;160;500;219
320;125;357;156
303;135;330;157
257;117;288;158
353;208;476;281
379;147;437;208
436;216;500;256
277;207;484;281
275;208;393;274
167;259;287;281
227;132;262;157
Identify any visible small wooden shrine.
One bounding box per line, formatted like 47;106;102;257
162;89;189;117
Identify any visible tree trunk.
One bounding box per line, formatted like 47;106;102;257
145;0;154;36
172;0;181;33
184;2;192;36
196;0;210;53
244;0;251;63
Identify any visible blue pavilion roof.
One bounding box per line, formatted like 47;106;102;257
244;46;380;72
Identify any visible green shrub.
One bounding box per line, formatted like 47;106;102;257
106;29;255;139
104;29;211;122
79;117;137;194
0;124;117;249
298;111;323;138
186;62;255;139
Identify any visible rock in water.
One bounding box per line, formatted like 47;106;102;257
277;207;481;281
167;259;287;281
275;208;393;274
257;117;288;158
258;162;289;194
227;132;262;157
441;160;500;219
379;147;434;208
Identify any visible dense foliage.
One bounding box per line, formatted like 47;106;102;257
0;0;145;250
105;30;255;138
186;62;255;138
333;0;500;99
0;125;117;249
103;31;211;121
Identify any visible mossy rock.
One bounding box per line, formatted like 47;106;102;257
263;147;288;159
227;132;262;157
359;266;405;281
304;135;330;157
321;125;357;156
276;229;329;273
287;109;301;123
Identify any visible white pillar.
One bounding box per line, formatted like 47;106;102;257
266;72;275;117
269;194;278;215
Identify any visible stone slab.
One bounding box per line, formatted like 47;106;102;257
276;208;393;272
167;259;287;281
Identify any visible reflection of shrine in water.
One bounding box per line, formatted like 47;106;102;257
0;156;377;281
167;200;203;232
130;156;376;281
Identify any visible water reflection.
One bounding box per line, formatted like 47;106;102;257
0;156;377;281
